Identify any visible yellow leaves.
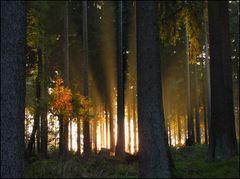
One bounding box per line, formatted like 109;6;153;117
50;77;73;117
160;4;203;63
183;7;203;64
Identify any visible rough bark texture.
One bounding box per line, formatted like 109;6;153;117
136;2;172;178
82;0;91;160
116;0;125;157
1;1;26;177
208;1;237;159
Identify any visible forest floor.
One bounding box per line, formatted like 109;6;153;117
24;144;239;178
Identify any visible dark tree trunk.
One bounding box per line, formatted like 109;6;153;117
1;1;26;177
194;63;201;144
109;104;115;153
69;120;72;151
136;2;173;177
201;58;208;144
128;98;131;153
82;0;91;160
28;49;42;156
208;1;237;159
40;49;48;158
77;117;81;156
116;0;125;157
178;116;181;145
185;30;194;146
105;97;109;148
203;1;211;145
60;1;70;159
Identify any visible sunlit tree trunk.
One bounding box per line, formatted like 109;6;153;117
1;2;25;177
136;2;173;177
116;0;125;157
82;0;91;160
208;1;237;159
133;87;137;153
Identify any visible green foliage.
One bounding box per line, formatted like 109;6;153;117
24;145;239;178
172;145;239;178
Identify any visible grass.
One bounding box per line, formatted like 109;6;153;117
24;145;239;178
172;144;239;178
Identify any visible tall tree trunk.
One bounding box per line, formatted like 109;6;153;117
28;49;42;156
178;116;181;145
105;97;109;149
69;120;72;151
208;1;237;159
128;97;131;153
109;104;115;153
168;118;172;146
60;1;70;159
185;29;194;146
133;88;137;153
203;4;210;144
201;58;208;144
136;2;173;177
82;0;91;160
77;117;81;156
40;48;48;158
1;2;25;177
116;0;125;157
194;63;201;144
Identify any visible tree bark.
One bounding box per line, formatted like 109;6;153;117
136;2;173;177
40;49;48;158
185;29;194;146
1;1;26;177
116;0;125;157
109;104;115;153
194;63;201;144
28;49;42;156
82;0;91;160
60;1;70;159
77;117;81;156
208;1;237;159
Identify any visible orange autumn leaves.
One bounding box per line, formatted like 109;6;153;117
50;77;92;120
50;78;73;117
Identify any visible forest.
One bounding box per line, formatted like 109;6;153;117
1;1;239;178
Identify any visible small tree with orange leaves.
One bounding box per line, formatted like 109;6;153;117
49;77;73;119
